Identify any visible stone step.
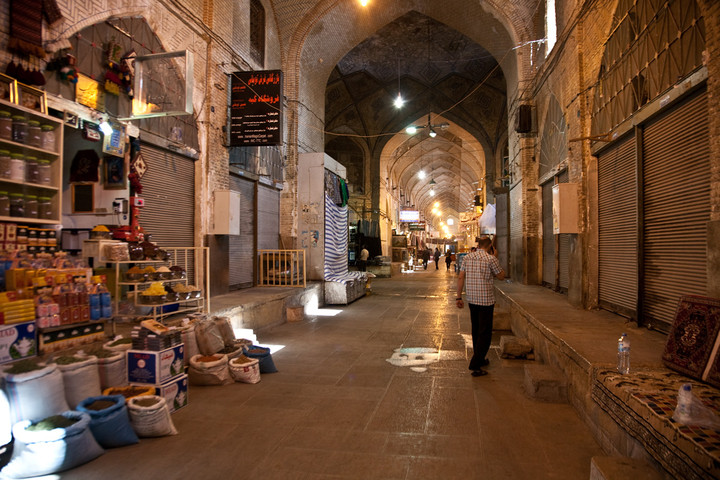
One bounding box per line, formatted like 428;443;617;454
499;335;533;359
590;456;664;480
493;310;511;330
523;364;567;403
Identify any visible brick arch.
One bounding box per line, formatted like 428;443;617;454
281;0;538;238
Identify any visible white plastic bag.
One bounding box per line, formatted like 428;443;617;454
478;203;496;234
127;395;177;437
228;356;261;384
188;354;232;386
57;356;102;409
672;383;720;429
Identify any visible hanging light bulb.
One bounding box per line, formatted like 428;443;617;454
430;187;435;196
360;0;369;6
99;119;113;136
418;170;426;179
394;93;404;109
428;128;437;138
406;125;417;134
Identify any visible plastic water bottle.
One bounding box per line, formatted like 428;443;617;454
675;383;693;424
617;333;630;374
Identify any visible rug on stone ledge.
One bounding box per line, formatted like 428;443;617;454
663;295;720;388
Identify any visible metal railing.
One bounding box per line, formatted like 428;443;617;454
257;249;306;288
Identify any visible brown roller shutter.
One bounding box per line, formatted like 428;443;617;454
542;181;555;286
641;87;709;331
509;182;523;278
597;133;637;317
557;170;570;292
229;175;256;288
257;184;279;250
495;192;509;274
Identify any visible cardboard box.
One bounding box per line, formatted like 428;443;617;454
140;373;188;413
127;344;185;384
0;321;36;364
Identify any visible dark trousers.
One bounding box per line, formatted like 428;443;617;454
468;303;494;371
357;260;367;272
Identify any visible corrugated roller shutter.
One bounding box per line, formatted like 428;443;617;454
495;193;509;273
541;181;555;286
257;184;279;250
597;133;637;316
557;170;570;291
509;182;522;278
641;87;709;331
139;144;195;249
229;176;256;288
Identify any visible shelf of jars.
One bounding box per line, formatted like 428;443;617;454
0;97;62;224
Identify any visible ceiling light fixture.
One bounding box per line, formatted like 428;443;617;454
429;128;437;138
405;113;449;136
418;170;426;179
394;93;405;109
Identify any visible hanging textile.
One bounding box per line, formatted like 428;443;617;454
324;170;342;205
8;0;63;57
324;194;364;284
339;179;349;207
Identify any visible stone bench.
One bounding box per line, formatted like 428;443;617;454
592;368;720;479
590;456;664;480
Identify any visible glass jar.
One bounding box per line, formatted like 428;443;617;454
40;124;56;151
0;149;11;179
37;160;51;185
27;120;41;147
25;195;38;218
0;111;11;140
38;196;52;219
9;193;24;217
0;191;8;216
25;156;39;184
11;115;28;143
9;153;25;181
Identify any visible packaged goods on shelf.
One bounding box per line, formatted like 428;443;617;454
140;373;188;413
0;299;35;324
39;321;104;354
131;325;182;351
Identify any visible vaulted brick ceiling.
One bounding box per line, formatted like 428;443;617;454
325;10;507;221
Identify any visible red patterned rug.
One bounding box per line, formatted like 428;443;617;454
663;295;720;388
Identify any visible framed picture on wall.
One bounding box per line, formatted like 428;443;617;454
102;123;126;157
103;155;126;189
16;83;46;113
0;74;16;103
72;183;94;213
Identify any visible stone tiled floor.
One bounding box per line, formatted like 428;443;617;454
65;266;604;479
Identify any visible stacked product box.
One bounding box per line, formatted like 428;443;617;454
0;321;36;364
127;320;188;412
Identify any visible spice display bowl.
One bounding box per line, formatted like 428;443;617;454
125;272;148;282
150;271;172;281
139;294;167;305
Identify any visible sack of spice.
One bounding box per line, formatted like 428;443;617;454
1;411;104;478
244;346;278;374
2;361;69;425
103;336;133;352
127;395;177;437
194;318;224;355
87;349;127;390
179;323;200;365
228;355;261;384
188;354;233;386
56;355;101;409
76;395;138;448
213;316;236;347
102;385;155;401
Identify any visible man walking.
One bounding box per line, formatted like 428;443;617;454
455;237;505;377
433;248;441;270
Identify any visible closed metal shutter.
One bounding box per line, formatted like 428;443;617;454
541;181;555;286
597;133;637;317
257;184;279;250
495;192;509;274
557;170;570;291
641;87;709;331
229;176;256;288
139;144;195;249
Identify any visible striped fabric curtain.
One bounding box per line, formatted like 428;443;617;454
324;193;364;283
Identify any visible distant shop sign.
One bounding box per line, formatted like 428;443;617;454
408;221;426;231
230;70;283;146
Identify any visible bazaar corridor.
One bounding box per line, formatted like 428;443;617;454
67;267;603;480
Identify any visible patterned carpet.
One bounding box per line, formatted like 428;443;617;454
592;368;720;479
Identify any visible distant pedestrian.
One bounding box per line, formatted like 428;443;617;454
433;248;441;270
421;248;431;270
456;237;505;377
357;245;369;272
445;252;452;271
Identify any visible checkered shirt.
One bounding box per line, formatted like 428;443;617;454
460;251;502;305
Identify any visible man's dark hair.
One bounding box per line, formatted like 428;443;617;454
478;237;492;249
